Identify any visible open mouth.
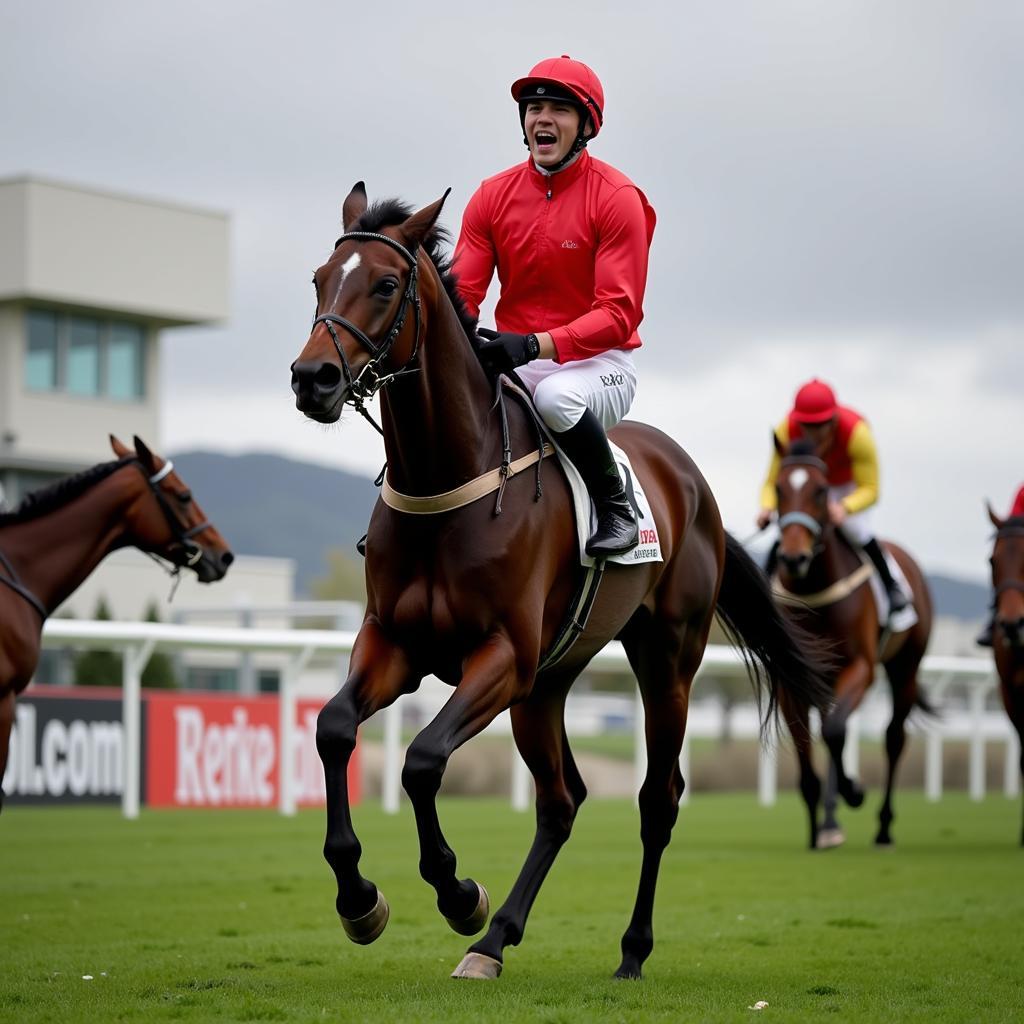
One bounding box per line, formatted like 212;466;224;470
534;131;557;149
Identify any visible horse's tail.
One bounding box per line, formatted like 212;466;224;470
715;531;834;730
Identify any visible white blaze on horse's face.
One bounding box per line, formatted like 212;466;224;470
339;252;361;287
789;468;809;493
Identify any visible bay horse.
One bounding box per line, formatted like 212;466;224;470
985;504;1024;843
772;437;933;849
0;435;233;810
290;183;833;982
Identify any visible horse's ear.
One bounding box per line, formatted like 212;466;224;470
133;436;158;473
400;188;451;250
773;430;786;458
110;434;131;459
342;181;368;232
987;500;1006;530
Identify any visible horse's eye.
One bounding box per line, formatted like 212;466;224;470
375;279;399;297
176;490;192;505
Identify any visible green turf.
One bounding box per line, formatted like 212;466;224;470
1;793;1022;1023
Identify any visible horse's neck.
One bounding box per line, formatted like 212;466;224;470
3;468;138;613
380;270;499;494
785;530;858;594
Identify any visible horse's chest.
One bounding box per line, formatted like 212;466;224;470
387;574;489;642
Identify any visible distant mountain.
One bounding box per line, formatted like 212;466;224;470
171;450;378;594
172;450;995;618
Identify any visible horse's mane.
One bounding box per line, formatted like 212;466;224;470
351;199;479;342
0;457;134;527
786;439;818;459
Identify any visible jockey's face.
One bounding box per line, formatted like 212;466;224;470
799;416;839;457
524;99;590;167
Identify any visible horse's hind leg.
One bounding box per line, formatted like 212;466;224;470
821;657;873;810
875;649;922;846
317;622;418;943
613;612;702;981
0;691;13;814
779;690;822;849
454;686;585;979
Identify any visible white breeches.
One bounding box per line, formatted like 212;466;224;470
830;482;875;545
514;348;637;433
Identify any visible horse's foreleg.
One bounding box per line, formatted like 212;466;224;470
780;690;821;849
317;622;417;941
402;637;524;938
876;653;921;846
0;690;14;814
821;657;873;809
456;691;585;978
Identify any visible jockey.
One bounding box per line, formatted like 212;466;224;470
977;482;1024;647
756;378;908;614
453;55;657;557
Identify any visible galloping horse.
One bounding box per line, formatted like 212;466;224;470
0;436;233;809
290;184;832;981
772;437;933;849
985;504;1024;843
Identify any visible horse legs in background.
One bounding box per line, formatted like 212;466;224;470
819;761;844;849
875;647;923;846
0;690;13;814
402;639;525;938
317;623;418;943
454;686;586;979
780;690;822;850
821;658;873;810
612;611;702;980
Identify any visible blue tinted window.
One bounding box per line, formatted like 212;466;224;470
25;310;58;391
107;322;145;399
67;317;101;396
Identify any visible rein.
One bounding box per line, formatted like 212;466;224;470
312;231;423;437
773;558;874;609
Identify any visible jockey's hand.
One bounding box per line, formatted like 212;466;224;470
756;508;774;530
475;329;541;375
828;501;848;526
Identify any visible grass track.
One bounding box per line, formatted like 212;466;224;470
1;793;1022;1022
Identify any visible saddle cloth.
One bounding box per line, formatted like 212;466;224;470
870;549;918;633
550;438;663;568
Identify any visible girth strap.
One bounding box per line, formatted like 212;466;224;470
772;558;874;610
382;445;553;514
0;548;48;621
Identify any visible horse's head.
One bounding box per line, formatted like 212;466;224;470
291;182;450;423
987;503;1024;649
774;435;830;580
110;435;234;584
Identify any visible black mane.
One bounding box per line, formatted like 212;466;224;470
0;457;135;527
350;198;478;342
787;438;818;459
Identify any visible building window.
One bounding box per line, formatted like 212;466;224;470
25;310;59;391
23;308;146;400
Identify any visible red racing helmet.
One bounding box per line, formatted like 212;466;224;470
511;55;605;138
793;378;839;423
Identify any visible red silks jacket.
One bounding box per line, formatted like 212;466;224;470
453;151;656;364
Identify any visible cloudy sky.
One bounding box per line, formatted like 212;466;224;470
2;1;1021;581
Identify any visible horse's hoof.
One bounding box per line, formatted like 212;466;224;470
451;952;502;980
340;890;389;945
445;881;489;936
840;781;865;809
874;835;895;848
614;962;643;980
816;827;846;850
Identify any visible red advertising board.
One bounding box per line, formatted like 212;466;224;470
144;692;360;809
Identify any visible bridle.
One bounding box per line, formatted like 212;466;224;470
776;454;830;560
311;231;423;436
0;458;212;621
993;524;1024;601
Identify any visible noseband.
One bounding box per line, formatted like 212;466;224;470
312;231;423;433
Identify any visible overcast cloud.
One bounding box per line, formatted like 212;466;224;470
2;1;1021;581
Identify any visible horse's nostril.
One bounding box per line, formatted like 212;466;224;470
221;551;235;568
314;363;342;389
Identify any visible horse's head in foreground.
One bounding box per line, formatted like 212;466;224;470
290;181;450;423
773;436;830;580
987;503;1024;649
109;435;233;584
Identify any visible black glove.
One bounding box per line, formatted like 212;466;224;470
475;328;541;376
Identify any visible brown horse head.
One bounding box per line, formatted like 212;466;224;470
774;436;830;580
290;182;450;423
109;435;233;584
987;502;1024;648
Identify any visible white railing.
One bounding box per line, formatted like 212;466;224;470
37;620;1017;819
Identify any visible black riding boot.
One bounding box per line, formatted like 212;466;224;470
862;537;908;614
553;410;638;557
976;605;996;648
